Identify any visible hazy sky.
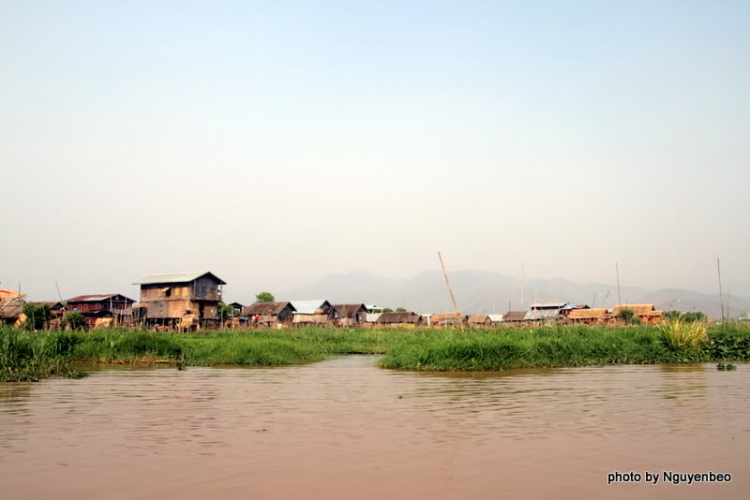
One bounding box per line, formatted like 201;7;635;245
2;0;749;303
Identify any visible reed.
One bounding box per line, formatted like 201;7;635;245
657;320;708;350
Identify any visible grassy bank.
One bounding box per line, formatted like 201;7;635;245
2;323;749;380
379;324;750;370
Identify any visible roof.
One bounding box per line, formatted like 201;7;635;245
229;302;244;308
332;304;368;317
530;302;567;310
243;301;295;316
503;311;528;322
133;272;226;286
468;315;492;324
66;294;134;303
0;290;25;299
431;312;467;323
377;311;422;324
488;314;505;322
0;298;24;319
569;308;609;320
525;309;562;321
290;300;332;315
613;304;657;316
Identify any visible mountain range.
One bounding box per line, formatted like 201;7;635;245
282;270;750;319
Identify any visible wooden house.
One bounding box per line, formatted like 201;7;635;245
376;311;423;327
430;312;467;327
229;302;245;317
242;301;296;328
133;272;226;330
468;315;493;327
291;300;334;327
612;304;662;324
332;304;368;326
65;294;136;327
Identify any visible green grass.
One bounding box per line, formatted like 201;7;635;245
2;323;750;380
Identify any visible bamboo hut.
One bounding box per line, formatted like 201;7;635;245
377;311;423;327
568;308;610;324
430;312;467;327
467;315;493;327
612;304;662;323
242;301;296;328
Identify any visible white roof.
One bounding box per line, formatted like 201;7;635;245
133;272;226;285
290;300;331;315
488;314;505;322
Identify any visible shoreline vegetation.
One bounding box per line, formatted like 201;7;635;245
1;323;749;382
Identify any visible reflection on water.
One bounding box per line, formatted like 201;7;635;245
0;357;748;500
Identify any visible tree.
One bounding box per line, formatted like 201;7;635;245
63;311;87;330
255;292;275;303
396;307;407;312
382;308;393;313
22;303;51;330
217;302;234;321
617;308;635;324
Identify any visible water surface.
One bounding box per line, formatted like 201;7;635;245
1;357;748;499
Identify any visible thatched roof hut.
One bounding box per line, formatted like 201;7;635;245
612;304;662;323
503;311;528;323
568;308;610;323
468;315;492;327
0;297;24;321
243;301;296;317
377;311;423;325
430;312;467;327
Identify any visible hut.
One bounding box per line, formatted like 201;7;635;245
332;304;369;326
229;302;245;317
242;301;296;328
503;311;528;324
291;300;334;327
377;311;423;327
430;312;467;327
488;314;505;324
0;297;25;326
65;294;136;327
133;272;226;330
468;315;493;327
612;304;662;324
568;308;610;324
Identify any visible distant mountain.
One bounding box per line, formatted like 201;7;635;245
280;270;749;318
635;288;750;320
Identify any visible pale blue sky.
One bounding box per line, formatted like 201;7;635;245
1;1;749;301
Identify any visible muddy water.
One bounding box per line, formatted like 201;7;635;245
1;357;748;500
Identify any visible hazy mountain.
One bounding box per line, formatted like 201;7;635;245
279;270;748;317
635;288;750;320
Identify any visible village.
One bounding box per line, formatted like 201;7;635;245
0;271;666;330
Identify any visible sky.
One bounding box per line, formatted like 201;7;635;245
1;0;749;303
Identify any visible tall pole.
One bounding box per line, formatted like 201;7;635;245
438;252;460;314
717;258;725;322
616;262;622;306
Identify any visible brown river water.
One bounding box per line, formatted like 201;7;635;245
1;356;748;500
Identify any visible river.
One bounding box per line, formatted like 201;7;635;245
1;356;748;499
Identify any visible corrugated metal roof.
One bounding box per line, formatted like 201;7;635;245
66;294;134;303
133;272;226;285
488;314;505;322
524;309;561;321
529;302;567;310
290;300;331;315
